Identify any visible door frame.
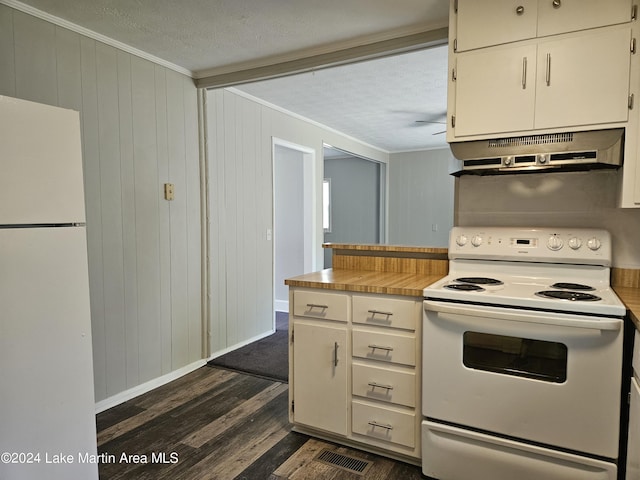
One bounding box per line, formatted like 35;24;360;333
272;137;320;314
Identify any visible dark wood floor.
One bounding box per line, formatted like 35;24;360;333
96;366;425;479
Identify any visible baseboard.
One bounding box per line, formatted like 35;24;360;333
94;359;207;414
275;299;289;312
207;329;275;360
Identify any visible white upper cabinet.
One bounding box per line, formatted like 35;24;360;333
454;43;537;137
453;25;631;137
534;27;632;130
456;0;538;51
455;0;632;52
537;0;633;38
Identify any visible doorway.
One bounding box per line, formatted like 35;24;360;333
323;146;386;267
273;139;318;314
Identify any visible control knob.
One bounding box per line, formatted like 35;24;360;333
567;237;582;250
456;234;468;247
587;237;602;251
547;234;563;251
471;235;483;247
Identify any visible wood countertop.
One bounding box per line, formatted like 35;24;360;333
285;268;444;297
613;286;640;331
323;243;448;255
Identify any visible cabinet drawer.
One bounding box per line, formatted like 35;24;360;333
352;295;419;331
352;363;415;408
352;400;415;448
293;290;348;322
352;329;416;366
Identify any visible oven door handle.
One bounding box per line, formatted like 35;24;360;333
424;300;622;331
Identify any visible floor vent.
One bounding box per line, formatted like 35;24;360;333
314;449;372;475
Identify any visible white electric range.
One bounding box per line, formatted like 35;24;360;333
422;227;625;480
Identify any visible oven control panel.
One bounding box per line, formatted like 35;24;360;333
449;227;612;266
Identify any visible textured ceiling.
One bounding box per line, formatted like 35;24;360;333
14;0;449;75
235;45;449;152
11;0;450;152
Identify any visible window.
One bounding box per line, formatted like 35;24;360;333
463;332;568;383
323;178;331;232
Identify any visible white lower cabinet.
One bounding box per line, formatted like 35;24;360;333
292;321;348;435
289;288;422;462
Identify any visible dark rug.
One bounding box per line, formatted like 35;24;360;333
207;311;289;382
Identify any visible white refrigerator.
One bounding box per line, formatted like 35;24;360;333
0;96;98;479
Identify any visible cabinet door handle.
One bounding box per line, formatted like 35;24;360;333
368;421;394;431
334;341;339;367
306;303;328;309
368;344;394;352
522;57;527;89
368;309;393;317
545;53;552;86
368;382;394;391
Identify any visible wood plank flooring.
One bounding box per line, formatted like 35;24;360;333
96;366;425;479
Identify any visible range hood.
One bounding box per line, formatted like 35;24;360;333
450;128;624;176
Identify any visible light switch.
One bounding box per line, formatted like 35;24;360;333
164;183;174;201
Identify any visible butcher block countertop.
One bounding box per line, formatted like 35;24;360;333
323;243;448;255
286;243;448;297
612;268;640;331
614;286;640;330
285;268;444;297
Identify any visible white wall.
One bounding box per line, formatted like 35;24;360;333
457;169;640;268
274;145;305;311
0;5;202;403
206;88;388;356
388;148;455;247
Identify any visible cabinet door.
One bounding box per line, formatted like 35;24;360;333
456;0;538;51
292;322;348;435
537;0;632;38
534;27;631;130
454;43;537;137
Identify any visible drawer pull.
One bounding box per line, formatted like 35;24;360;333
368;382;394;391
334;342;339;367
368;421;394;431
368;309;393;317
306;303;329;309
368;344;394;352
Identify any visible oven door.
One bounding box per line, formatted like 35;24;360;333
422;299;623;459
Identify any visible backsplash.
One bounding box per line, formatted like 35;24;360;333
456;169;640;268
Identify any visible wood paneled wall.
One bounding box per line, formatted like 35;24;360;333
206;89;390;356
0;5;202;403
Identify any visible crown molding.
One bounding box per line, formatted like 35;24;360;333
1;0;194;78
228;87;390;156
